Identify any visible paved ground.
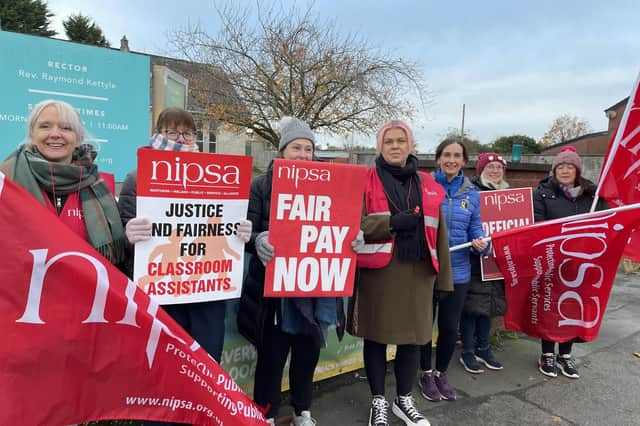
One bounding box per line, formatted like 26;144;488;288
303;271;640;426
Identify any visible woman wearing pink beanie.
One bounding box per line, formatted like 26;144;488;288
533;146;607;379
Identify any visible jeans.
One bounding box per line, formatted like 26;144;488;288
460;312;491;354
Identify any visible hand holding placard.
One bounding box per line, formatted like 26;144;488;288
236;219;252;243
256;231;275;265
125;217;152;244
351;230;365;252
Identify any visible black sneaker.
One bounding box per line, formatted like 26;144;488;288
538;353;557;377
460;351;484;374
557;354;580;378
475;348;503;370
392;394;430;426
369;395;389;426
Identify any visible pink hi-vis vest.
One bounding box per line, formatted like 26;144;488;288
357;168;445;271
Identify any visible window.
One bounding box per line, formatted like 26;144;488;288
208;132;216;153
196;130;204;152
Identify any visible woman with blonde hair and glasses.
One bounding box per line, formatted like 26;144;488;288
458;152;509;375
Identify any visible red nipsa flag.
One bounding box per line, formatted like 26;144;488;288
492;205;640;342
0;172;267;426
596;71;640;261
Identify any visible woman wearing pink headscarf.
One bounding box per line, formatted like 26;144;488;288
347;120;453;426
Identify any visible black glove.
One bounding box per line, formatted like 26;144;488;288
390;209;421;232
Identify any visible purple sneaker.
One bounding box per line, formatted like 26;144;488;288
418;371;442;401
433;371;456;401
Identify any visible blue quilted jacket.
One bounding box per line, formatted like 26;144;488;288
433;170;486;285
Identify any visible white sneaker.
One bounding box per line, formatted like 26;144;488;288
392;394;430;426
266;418;276;425
293;410;317;425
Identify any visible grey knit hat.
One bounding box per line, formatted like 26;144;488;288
278;117;315;151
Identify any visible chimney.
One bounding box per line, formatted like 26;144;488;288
120;35;130;52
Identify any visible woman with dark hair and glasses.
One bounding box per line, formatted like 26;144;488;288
117;108;251;426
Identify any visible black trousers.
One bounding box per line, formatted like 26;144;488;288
541;339;573;355
420;283;469;372
363;339;420;397
253;320;321;419
144;300;226;426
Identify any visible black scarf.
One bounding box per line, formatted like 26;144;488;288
375;155;427;262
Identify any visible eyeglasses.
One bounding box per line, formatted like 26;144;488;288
163;129;195;141
485;164;505;171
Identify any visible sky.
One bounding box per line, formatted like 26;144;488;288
46;0;640;153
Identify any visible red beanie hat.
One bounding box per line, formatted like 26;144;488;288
476;152;507;175
552;146;582;174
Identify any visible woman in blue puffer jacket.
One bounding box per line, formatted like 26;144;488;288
418;139;488;403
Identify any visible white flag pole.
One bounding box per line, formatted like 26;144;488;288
449;202;640;252
590;71;640;212
449;236;491;252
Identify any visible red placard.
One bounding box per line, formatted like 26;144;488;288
480;188;534;280
134;149;253;304
136;148;252;199
264;159;367;297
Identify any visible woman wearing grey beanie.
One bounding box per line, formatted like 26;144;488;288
238;117;342;425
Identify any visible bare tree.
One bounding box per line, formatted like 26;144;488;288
539;114;591;147
170;2;429;148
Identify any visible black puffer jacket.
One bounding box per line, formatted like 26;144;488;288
533;175;606;221
236;164;279;347
463;175;507;318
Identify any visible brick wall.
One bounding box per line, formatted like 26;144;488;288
417;159;550;189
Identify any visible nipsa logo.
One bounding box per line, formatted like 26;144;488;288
276;164;331;188
17;248;185;368
483;191;525;212
150;156;240;189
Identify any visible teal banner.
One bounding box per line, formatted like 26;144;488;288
0;31;149;179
